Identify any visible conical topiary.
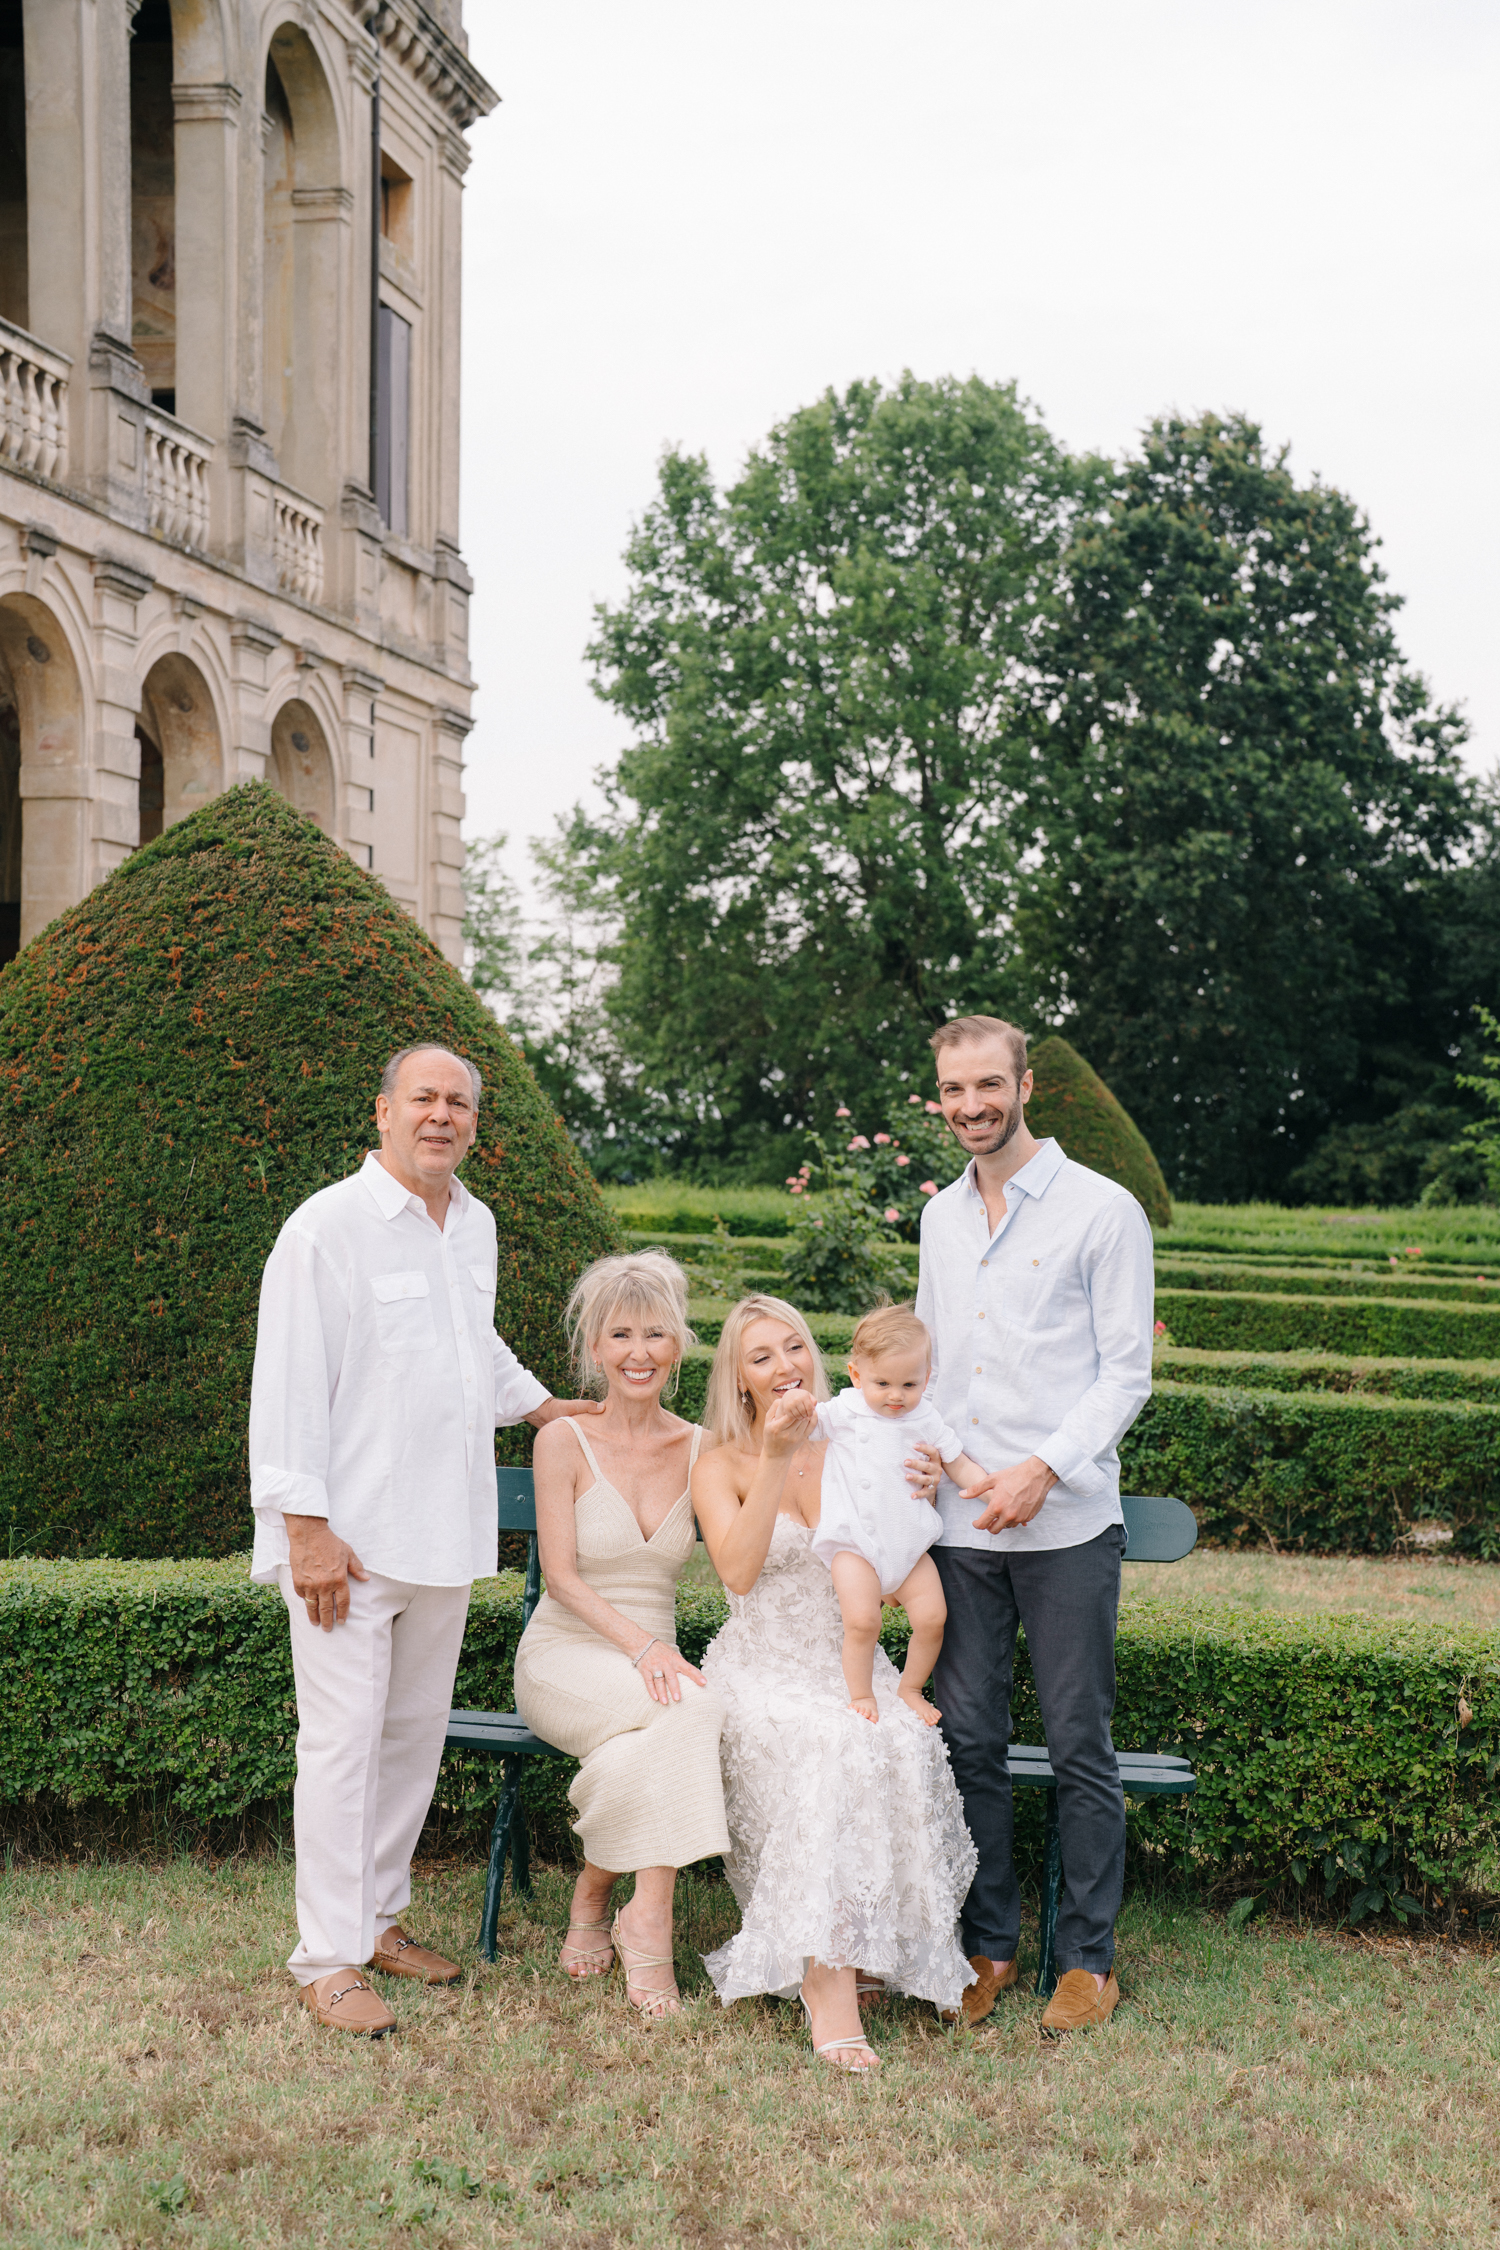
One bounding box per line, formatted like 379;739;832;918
0;784;619;1559
1026;1034;1172;1229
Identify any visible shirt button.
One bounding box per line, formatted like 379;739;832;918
975;1365;982;1373
978;1312;986;1320
861;1480;871;1490
972;1417;979;1426
981;1260;988;1268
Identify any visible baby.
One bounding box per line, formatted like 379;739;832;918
810;1301;988;1727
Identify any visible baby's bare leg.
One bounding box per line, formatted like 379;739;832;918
830;1551;884;1722
893;1554;947;1725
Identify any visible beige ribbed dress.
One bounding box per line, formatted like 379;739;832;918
512;1423;730;1874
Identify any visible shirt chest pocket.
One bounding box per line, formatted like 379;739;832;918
370;1269;438;1355
470;1264;496;1317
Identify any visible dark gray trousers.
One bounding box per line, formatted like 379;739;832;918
933;1528;1126;1976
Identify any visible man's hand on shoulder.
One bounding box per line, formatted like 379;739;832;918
963;1455;1058;1533
526;1396;607;1427
285;1514;369;1632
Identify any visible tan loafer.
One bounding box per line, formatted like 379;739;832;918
300;1970;397;2037
370;1925;461;1985
941;1955;1020;2027
1040;1968;1120;2032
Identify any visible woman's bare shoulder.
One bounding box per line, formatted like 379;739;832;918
692;1437;745;1496
533;1415;587;1468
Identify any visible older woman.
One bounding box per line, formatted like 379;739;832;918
692;1294;977;2072
513;1253;728;2018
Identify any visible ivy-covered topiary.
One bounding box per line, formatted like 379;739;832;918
0;785;618;1560
1027;1034;1172;1228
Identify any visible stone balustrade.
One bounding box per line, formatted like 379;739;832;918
272;485;324;605
142;405;212;548
0;316;70;483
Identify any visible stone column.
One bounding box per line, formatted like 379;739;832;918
430;705;470;964
89;553;152;885
227;615;282;784
172;79;241;542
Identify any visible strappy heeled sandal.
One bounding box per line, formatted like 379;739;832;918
610;1908;681;2019
855;1973;887;2012
799;1987;880;2073
559;1918;614;1980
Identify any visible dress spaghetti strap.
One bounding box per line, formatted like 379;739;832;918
564;1416;604;1485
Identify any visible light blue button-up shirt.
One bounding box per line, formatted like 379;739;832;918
914;1138;1154;1553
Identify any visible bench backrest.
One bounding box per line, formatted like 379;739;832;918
499;1469;1195;1624
1121;1494;1197;1562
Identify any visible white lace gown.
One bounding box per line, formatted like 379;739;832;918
701;1511;978;2010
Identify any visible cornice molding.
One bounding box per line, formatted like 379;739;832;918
345;1;499;133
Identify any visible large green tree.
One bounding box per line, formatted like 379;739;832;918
1018;413;1476;1202
581;374;1093;1170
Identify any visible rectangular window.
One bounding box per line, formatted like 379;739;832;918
376;303;410;536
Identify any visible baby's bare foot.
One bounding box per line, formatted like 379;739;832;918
848;1695;879;1723
898;1684;942;1725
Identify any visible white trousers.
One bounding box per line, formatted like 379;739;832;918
278;1566;471;1983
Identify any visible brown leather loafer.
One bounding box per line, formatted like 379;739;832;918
941;1955;1021;2027
370;1925;461;1985
300;1971;397;2037
1040;1968;1120;2032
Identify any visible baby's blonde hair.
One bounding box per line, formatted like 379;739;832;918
565;1251;694;1398
703;1292;832;1448
848;1300;930;1364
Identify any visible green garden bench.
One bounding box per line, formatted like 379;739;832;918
1012;1493;1199;1997
445;1468;563;1961
448;1475;1201;1982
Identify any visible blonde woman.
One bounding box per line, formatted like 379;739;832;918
691;1295;977;2072
513;1253;729;2018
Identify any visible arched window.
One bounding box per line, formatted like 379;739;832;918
130;0;176;413
269;699;336;833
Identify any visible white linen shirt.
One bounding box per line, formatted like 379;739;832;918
248;1151;549;1587
914;1138;1154;1554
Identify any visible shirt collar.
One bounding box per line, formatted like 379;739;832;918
359;1148;469;1223
961;1135;1066;1207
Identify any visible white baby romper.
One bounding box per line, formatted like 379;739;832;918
809;1388;965;1596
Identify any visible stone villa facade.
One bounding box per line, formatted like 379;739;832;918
0;0;495;970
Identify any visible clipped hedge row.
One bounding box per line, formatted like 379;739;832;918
1124;1382;1500;1555
1157;1349;1500;1406
4;1561;1494;1899
1156;1289;1500;1361
1156;1259;1500;1305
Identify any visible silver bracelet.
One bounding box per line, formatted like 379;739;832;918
629;1636;657;1668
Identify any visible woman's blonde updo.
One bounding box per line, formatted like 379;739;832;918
565;1251;695;1399
702;1292;831;1448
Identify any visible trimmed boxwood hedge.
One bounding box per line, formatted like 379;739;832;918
1026;1035;1173;1230
4;1559;1493;1903
1156;1258;1500;1305
0;785;618;1561
1156;1349;1500;1406
1155;1289;1500;1361
1123;1382;1500;1555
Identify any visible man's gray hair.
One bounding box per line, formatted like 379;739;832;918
380;1044;482;1106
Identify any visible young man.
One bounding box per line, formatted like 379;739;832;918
248;1044;603;2035
914;1016;1154;2032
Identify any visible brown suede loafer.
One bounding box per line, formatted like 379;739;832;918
300;1971;397;2037
370;1925;461;1985
941;1955;1021;2027
1040;1968;1120;2032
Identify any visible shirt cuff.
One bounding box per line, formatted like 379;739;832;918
1035;1431;1108;1502
495;1374;550;1428
250;1466;331;1519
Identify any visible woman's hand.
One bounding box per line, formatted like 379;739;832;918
762;1385;818;1457
636;1642;708;1706
904;1439;942;1506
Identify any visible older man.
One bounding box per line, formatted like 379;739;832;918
249;1043;602;2035
915;1015;1154;2034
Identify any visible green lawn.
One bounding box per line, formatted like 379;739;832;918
3;1856;1498;2249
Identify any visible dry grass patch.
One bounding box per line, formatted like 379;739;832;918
0;1858;1497;2246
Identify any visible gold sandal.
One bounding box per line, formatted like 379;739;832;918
610;1908;681;2019
559;1918;613;1980
799;1987;879;2073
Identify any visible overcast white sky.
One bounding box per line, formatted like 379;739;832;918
456;0;1498;884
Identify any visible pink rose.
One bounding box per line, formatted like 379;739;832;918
835;1106;851;1119
924;1100;942;1114
884;1207;899;1222
873;1133;891;1145
919;1180;937;1196
1153;1320;1167;1337
812;1218;824;1229
790;1182;805;1194
908;1094;922;1105
848;1136;871;1151
895;1153;910;1166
